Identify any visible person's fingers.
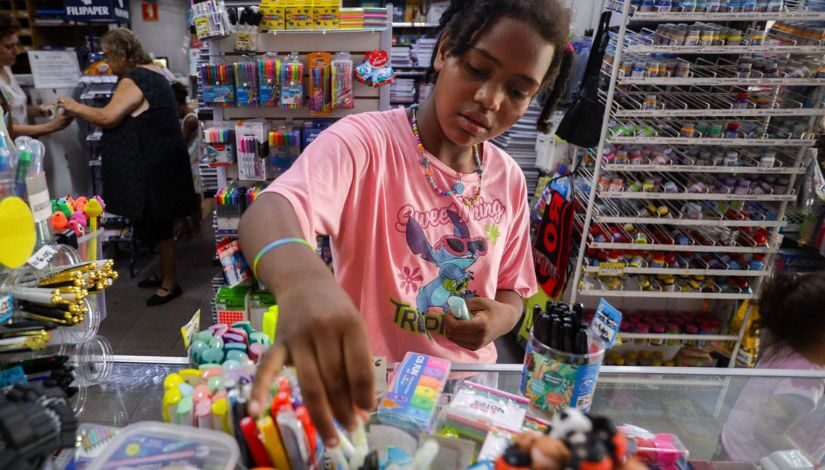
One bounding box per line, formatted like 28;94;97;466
314;323;356;431
465;296;493;312
620;458;649;470
248;344;287;416
292;339;338;447
343;321;376;412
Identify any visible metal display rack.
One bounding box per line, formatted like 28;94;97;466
569;0;825;367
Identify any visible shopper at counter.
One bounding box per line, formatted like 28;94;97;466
0;13;73;138
57;29;194;307
243;0;573;446
722;272;825;463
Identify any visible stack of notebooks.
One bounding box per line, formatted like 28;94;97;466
391;79;416;104
411;37;437;67
363;7;388;29
391;46;412;68
340;8;364;29
492;103;542;194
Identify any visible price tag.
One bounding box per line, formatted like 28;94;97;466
216;217;240;232
373;356;387;393
27;245;58;270
589;298;622;348
598;261;625;276
180;309;201;350
235;32;254;51
26;174;51;223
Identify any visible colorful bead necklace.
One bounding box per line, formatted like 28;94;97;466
410;104;483;206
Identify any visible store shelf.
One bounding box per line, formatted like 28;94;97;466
598;191;796;202
619;332;739;342
583;266;769;277
595;216;784;228
608;136;815;146
392;22;439;28
618;76;825;87
630;10;825;21
578;289;756;300
589;242;778;254
614;107;825;118
266;28;386;35
625;44;825;54
602;163;806;175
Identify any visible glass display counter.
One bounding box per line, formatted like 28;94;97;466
77;356;825;466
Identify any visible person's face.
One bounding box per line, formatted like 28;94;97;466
0;34;20;67
102;45;127;76
432;16;556;147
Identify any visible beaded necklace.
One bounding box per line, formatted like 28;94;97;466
410;104;483;206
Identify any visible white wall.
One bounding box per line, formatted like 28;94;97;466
562;0;604;37
129;0;190;76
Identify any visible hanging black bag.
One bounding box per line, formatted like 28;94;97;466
555;10;612;148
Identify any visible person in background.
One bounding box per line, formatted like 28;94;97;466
172;81;203;239
0;12;73;138
722;272;825;463
57;28;194;307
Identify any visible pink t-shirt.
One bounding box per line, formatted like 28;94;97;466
722;350;825;463
263;108;537;364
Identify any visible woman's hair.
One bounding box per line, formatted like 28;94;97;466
429;0;572;133
757;272;825;357
0;12;21;40
101;28;152;69
171;81;189;106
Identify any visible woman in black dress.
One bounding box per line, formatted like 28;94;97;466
59;29;194;306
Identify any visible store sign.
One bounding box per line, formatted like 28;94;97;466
64;0;130;22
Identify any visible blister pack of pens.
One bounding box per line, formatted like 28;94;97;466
280;52;304;109
332;52;354;109
258;55;281;107
308;52;332;115
268;128;302;174
203;125;236;167
192;0;231;40
201;64;235;105
234;60;259;107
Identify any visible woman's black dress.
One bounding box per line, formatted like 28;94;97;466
101;67;194;241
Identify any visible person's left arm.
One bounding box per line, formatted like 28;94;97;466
444;166;537;351
58;78;144;129
181;114;198;144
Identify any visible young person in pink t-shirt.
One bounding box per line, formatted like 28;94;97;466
722;272;825;463
241;0;572;446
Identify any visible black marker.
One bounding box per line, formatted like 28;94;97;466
549;315;562;350
575;329;588;355
562;320;574;354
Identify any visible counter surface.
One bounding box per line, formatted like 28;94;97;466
75;357;825;464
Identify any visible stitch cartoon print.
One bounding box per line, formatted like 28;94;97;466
405;209;488;320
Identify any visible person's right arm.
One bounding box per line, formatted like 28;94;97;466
58;78;143;129
240;122;376;447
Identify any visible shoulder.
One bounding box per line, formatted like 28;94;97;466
484;143;527;186
320;108;408;150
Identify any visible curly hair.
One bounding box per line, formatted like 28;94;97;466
429;0;572;133
101;28;153;70
0;12;21;40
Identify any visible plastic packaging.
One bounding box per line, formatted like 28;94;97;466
87;421;239;470
280;52;304;109
377;353;451;434
618;424;689;470
438;381;528;441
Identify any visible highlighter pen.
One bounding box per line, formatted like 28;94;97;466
176;396;194;426
211;397;232;434
162;388;183;423
240;416;274;467
195;398;213;429
257;416;292;470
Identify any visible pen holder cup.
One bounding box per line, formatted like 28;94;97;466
520;331;606;419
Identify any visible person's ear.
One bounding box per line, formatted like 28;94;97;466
433;33;451;73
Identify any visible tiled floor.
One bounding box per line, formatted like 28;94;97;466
100;220;525;363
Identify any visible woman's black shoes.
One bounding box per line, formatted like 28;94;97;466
146;286;182;306
137;275;163;288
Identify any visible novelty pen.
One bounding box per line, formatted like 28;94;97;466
175;396;194;426
240;416;274;467
195;398;213;429
211;397;232;433
162;387;183;423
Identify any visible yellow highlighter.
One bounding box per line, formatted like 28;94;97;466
162;388;183;423
257;415;291;470
179;368;204;387
211;397;233;434
263;306;279;343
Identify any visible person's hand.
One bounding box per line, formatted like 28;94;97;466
48;113;74;132
35;104;51;117
57;97;82;115
248;276;375;447
443;297;518;351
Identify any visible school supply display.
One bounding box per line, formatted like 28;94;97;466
268;128;302;173
236;121;270;181
308;52;333;115
281;52;305;109
233;60;259;106
201;64;236;105
192;0;231;40
332;52;354;109
258;55;281;107
203;125;236;167
226;6;263;52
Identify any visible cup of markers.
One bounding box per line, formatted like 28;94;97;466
520;300;620;419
